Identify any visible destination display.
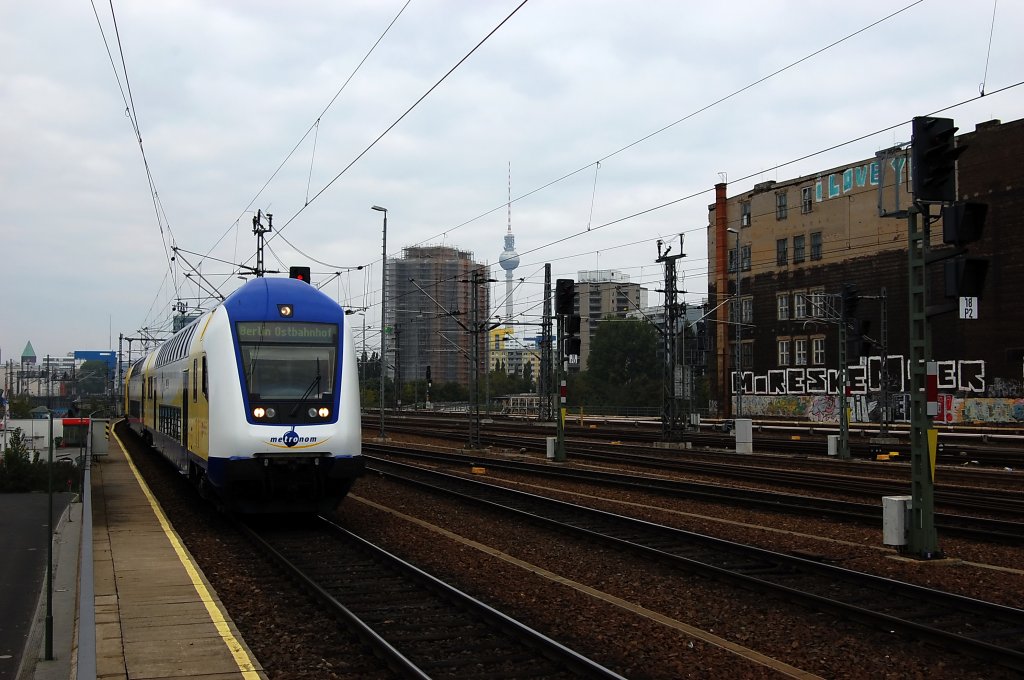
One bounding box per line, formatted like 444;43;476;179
236;322;337;344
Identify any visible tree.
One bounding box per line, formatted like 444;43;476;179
577;317;661;408
77;360;112;395
7;394;33;419
1;428;44;492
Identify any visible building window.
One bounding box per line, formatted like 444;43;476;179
778;339;791;366
808;287;826;317
794;291;807;319
810;231;822;260
812;337;826;365
776;293;789;320
775;191;788;220
793;235;806;263
741;342;753;369
801;186;813;214
794;338;808;366
777;238;788;266
728;248;737;273
741;201;751;227
741;244;751;272
741;297;753;324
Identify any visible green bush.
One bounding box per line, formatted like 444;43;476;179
0;428;80;493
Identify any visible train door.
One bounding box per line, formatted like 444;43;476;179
149;376;157;431
182;369;189;448
197;354;209;459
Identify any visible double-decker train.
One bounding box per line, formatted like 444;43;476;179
124;276;364;513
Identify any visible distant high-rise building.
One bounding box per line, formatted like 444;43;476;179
568;270;648;371
388;246;491;391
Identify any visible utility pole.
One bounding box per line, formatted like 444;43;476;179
838;295;850;460
467;270;496;449
656;236;685;441
807;291;856;459
540;264;553;421
553;278;578;462
906;205;939;557
879;288;890;436
251;210;272;277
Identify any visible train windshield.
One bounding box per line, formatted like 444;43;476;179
236;322;337;399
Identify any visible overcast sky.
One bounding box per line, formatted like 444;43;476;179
2;0;1023;363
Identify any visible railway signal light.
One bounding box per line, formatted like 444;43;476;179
289;266;311;283
911;116;964;203
941;202;988;299
563;313;581;358
555;279;575;316
942;201;987;247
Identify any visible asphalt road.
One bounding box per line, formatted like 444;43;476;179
0;493;72;680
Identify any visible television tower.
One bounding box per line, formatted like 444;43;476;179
498;163;520;327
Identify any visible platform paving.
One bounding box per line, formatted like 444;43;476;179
16;429;268;680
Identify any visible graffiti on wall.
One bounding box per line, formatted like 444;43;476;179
734;355;989;397
814;156;908;202
737;393;1024;424
733;356;1024;423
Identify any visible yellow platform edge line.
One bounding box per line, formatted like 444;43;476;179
113;428;262;678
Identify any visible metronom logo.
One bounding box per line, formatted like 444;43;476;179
270;430;318;447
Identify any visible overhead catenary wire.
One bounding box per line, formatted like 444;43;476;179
384;0;927;260
102;2;1019;339
373;81;1024;323
90;0;182;308
257;0;533;252
980;0;999;96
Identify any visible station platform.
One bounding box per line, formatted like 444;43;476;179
19;430;267;680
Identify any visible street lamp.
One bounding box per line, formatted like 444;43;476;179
372;205;387;440
727;227;742;417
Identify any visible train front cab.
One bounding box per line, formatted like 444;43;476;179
205;281;364;514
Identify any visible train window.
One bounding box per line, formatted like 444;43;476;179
193;359;198;403
202;355;208;399
235;322;338;400
239;345;336;399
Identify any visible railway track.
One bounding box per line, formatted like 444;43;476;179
370;413;1024;467
237;514;625;680
366;456;1024;673
365;443;1024;543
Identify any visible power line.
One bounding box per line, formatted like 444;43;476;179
259;0;532;256
205;0;416;261
388;1;927;259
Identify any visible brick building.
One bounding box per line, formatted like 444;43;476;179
706;117;1024;424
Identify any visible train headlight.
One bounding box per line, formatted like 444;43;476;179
253;407;266;418
308;407;318;418
266;407;276;418
318;407;330;418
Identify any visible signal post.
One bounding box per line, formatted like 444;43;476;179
904;116;988;558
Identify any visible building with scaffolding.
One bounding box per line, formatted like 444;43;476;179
387;245;491;392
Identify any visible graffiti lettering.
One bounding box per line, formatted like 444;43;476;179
814;158;907;203
733;356;986;396
959;361;985;392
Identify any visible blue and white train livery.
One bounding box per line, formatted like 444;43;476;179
125;277;364;513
